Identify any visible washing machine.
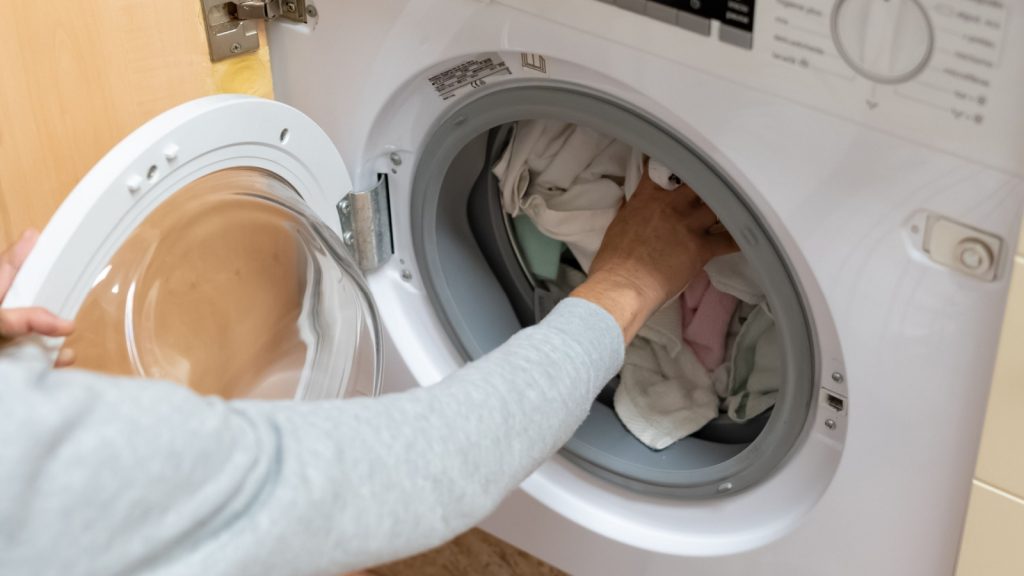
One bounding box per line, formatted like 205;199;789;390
5;0;1024;574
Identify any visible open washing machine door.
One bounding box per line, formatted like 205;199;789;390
3;95;382;401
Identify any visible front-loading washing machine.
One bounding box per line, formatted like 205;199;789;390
6;0;1024;574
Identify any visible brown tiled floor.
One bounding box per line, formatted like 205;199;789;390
353;529;565;576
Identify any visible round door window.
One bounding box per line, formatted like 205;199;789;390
409;86;818;499
62;168;381;401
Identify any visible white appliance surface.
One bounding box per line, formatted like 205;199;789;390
270;1;1023;574
5;0;1018;575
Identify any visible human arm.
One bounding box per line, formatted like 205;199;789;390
0;163;734;575
0;298;622;576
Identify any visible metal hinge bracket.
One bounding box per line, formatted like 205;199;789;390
200;0;314;62
338;175;393;271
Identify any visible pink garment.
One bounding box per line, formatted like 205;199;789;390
681;271;739;370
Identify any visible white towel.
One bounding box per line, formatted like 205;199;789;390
613;300;727;450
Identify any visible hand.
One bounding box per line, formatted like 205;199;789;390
0;230;76;366
571;164;738;344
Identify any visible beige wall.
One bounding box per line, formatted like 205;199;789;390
0;0;272;244
956;229;1024;575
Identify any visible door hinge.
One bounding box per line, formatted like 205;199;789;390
338;175;393;271
200;0;313;62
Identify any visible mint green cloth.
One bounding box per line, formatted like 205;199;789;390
512;215;564;281
723;305;780;422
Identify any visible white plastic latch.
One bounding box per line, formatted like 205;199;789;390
922;214;1002;281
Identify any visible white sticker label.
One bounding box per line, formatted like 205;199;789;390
429;54;511;101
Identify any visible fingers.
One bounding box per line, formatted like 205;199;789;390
0;308;75;340
687;203;721;231
55;347;76;368
0;229;40;297
13;229;39;267
703;231;741;261
3;229;39;269
0;231;77;364
0;259;16;300
661;181;698;207
635;162;661;194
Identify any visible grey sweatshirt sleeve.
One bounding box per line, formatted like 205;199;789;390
0;298;624;576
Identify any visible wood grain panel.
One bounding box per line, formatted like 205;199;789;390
0;0;272;244
366;529;566;576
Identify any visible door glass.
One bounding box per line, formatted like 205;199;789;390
62;168;381;400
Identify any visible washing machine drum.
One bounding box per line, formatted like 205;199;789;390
409;86;817;499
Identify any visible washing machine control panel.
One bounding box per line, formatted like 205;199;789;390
501;0;1024;176
628;0;758;48
605;0;760;48
832;0;934;84
754;0;1019;172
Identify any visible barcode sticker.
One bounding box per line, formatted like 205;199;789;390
429;54;511;101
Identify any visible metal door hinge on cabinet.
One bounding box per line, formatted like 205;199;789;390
199;0;314;61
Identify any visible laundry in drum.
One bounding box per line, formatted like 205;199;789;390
491;119;780;450
511;215;564;281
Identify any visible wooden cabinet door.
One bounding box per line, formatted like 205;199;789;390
0;0;272;244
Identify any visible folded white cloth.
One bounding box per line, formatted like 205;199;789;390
494;121;779;449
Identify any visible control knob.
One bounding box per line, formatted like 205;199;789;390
832;0;934;84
